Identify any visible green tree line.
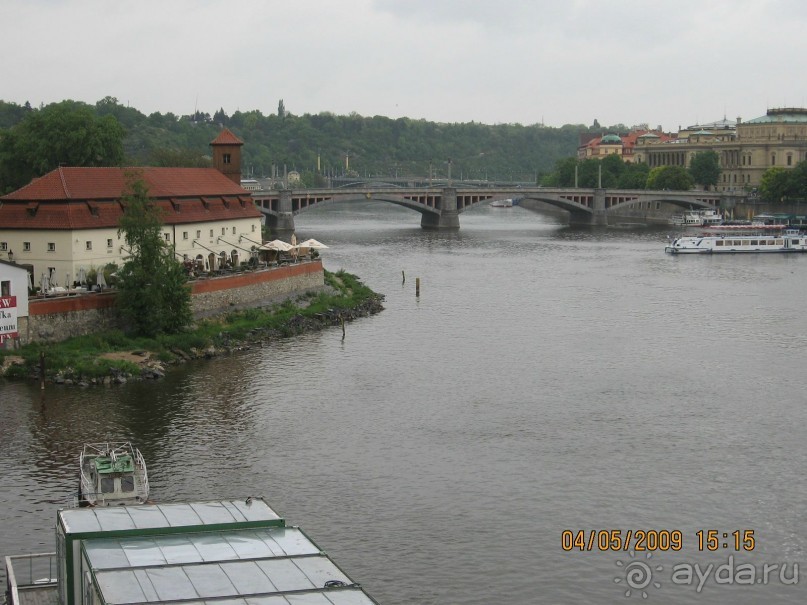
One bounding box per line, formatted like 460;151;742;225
0;96;619;194
540;150;722;191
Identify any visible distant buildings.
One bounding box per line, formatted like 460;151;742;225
579;108;807;191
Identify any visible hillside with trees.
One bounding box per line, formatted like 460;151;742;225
0;97;607;193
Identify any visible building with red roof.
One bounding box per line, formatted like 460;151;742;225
578;130;675;163
0;129;263;285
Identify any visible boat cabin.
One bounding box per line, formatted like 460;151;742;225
79;443;149;507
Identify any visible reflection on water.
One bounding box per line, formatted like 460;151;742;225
2;202;807;604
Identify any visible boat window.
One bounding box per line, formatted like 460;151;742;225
101;477;115;493
750;240;758;246
716;240;723;246
121;475;135;492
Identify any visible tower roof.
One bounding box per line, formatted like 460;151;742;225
210;128;244;146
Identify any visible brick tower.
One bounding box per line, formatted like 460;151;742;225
210;128;244;186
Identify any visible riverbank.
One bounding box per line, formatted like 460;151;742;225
0;270;384;385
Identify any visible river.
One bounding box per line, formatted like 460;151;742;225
2;201;806;604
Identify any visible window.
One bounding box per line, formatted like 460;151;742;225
209;229;214;238
48;242;56;252
223;153;231;164
232;227;236;234
196;230;201;238
787;155;793;166
0;242;6;251
221;227;225;236
85;241;92;251
107;239;113;248
164;233;171;242
251;224;256;232
771;154;776;165
1;280;9;296
183;231;188;240
23;242;31;251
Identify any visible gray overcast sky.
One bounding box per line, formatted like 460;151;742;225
3;0;806;131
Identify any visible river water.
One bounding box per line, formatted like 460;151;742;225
2;202;806;604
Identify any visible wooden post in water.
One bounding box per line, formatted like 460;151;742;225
39;350;45;390
340;315;345;340
402;270;405;284
416;277;420;298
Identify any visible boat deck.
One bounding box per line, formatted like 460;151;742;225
8;585;58;605
4;554;58;605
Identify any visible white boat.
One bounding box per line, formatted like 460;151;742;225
665;229;807;254
669;209;723;227
78;442;149;506
490;198;513;208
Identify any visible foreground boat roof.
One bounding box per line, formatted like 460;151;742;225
59;499;284;534
53;499;377;604
85;526;375;604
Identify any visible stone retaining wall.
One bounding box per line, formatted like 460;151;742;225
17;262;324;344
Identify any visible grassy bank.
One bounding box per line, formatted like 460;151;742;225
0;270;384;383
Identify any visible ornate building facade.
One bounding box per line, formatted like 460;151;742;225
633;108;807;191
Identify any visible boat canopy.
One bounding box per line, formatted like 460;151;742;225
94;455;134;474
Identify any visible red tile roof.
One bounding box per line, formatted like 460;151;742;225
2;167;248;201
0;167;261;230
210;128;244;146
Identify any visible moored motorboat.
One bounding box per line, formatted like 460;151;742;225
78;442;149;506
665;229;807;254
669;209;723;227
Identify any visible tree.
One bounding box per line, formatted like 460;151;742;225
758;166;793;202
785;160;807;200
0;100;125;192
688;151;720;190
116;174;192;337
278;99;286;119
618;162;650;189
646;165;693;190
149;147;212;167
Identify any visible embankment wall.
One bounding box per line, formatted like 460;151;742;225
17;262;324;344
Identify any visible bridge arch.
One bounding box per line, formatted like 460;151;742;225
251;187;742;233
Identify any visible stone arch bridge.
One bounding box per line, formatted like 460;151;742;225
252;187;744;232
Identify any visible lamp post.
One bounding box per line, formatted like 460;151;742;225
7;250;13;263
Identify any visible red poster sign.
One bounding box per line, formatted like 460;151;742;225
0;295;18;343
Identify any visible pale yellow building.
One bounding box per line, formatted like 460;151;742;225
633;108;807;191
0;129;263;287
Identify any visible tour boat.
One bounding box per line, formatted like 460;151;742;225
669;209;723;227
78;442;149;506
665;229;807;254
490;198;513;208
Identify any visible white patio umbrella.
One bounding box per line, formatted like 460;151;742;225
297;238;329;249
40;273;50;294
96;270;107;289
78;267;87;285
259;239;294;252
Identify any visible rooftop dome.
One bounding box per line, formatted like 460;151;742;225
600;134;622;144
